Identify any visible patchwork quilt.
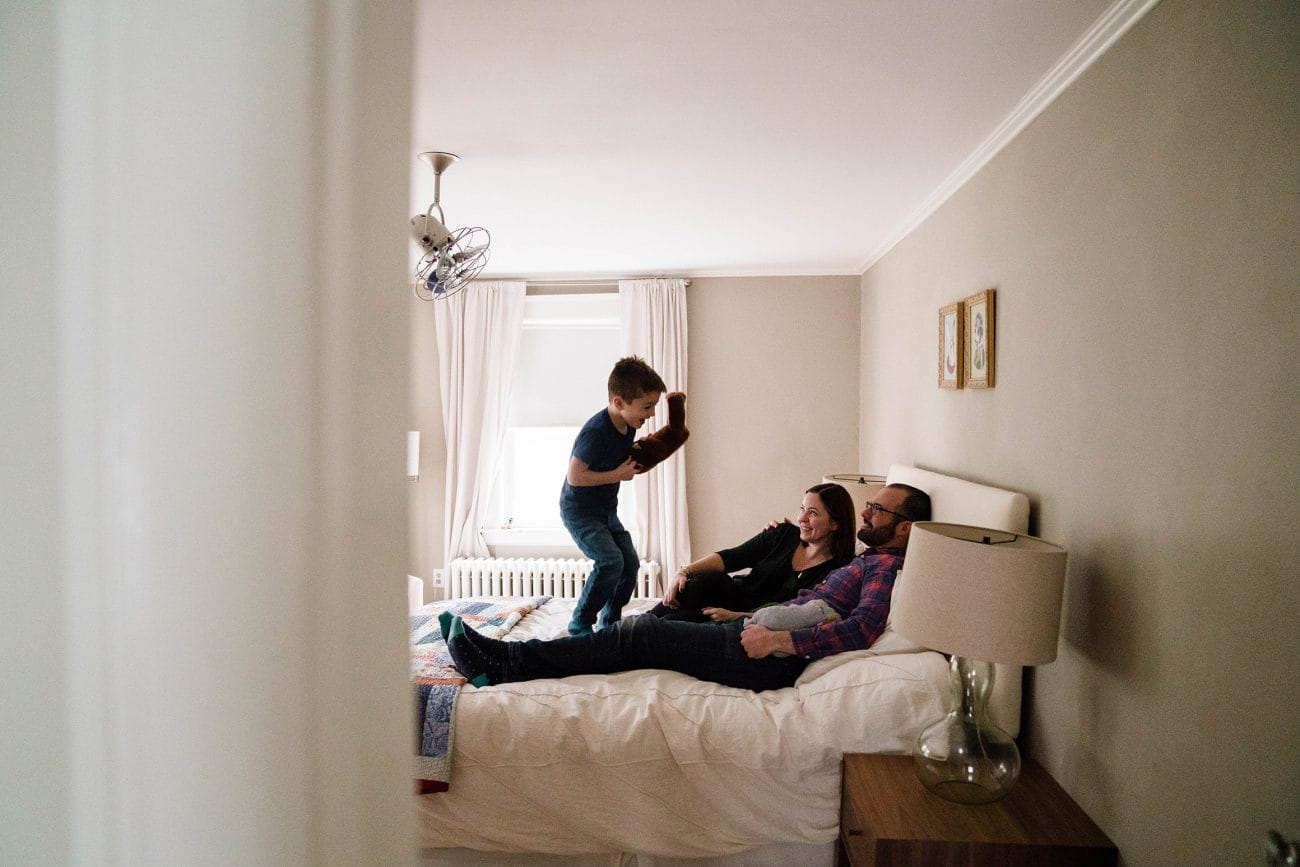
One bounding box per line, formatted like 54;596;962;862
411;595;550;791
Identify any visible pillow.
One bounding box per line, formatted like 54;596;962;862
794;625;928;685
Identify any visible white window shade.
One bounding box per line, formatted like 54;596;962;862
511;294;621;427
498;427;576;527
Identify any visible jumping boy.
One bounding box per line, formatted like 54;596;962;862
561;356;667;635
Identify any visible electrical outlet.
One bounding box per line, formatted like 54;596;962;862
431;568;446;589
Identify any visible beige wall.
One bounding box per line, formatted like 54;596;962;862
686;276;860;558
409;293;446;594
409;275;860;590
859;2;1299;863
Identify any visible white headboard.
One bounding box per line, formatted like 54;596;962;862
884;464;1030;736
886;463;1029;534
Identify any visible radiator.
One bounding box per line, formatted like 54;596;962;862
448;557;661;600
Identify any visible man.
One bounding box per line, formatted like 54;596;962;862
445;483;932;693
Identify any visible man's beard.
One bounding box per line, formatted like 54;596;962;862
857;520;898;549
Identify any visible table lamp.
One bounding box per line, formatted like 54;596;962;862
890;522;1067;804
822;473;887;514
822;474;887;549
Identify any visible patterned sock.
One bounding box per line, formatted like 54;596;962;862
457;619;510;660
445;616;508;687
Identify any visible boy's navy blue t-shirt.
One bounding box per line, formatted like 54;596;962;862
559;407;634;513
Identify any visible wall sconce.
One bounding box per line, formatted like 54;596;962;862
407;431;421;480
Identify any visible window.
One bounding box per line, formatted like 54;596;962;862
481;293;638;554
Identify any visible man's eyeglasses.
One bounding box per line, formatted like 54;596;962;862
864;501;911;521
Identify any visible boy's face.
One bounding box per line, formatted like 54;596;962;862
614;391;661;430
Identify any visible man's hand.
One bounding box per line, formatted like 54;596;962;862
763;517;792;530
740;623;796;659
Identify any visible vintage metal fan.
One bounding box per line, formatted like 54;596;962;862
411;151;490;300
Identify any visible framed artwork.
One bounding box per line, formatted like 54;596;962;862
964;288;996;388
938;301;964;389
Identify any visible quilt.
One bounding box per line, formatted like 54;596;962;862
411;595;550;791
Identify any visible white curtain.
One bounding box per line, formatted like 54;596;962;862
434;280;527;560
620;278;691;583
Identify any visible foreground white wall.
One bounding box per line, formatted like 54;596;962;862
2;3;69;860
3;2;415;862
859;2;1299;862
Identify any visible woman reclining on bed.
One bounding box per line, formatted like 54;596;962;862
442;483;931;693
652;481;858;623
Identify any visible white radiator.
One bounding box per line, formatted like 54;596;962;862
448;557;661;600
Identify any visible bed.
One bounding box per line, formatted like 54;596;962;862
416;464;1030;865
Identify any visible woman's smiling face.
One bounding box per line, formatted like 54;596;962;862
797;491;837;544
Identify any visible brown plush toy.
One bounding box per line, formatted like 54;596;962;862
629;391;689;473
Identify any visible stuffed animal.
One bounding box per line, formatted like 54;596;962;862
630;391;689;473
743;600;840;657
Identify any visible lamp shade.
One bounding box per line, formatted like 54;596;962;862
822;473;887;521
891;522;1067;666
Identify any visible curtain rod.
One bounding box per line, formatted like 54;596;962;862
522;278;691;288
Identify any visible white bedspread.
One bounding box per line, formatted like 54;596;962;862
417;598;948;857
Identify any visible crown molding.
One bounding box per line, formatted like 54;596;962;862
856;0;1164;275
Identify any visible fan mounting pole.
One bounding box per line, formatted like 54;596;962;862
419;151;459;175
419;151;458;208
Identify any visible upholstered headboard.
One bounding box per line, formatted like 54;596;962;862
884;463;1030;735
886;463;1029;534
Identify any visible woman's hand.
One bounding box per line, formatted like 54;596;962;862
661;569;689;608
763;517;792;530
701;607;746;622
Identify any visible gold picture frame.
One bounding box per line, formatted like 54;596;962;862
938;301;964;389
964;289;995;389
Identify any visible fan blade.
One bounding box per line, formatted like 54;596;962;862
451;244;488;263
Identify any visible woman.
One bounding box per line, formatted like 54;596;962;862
653;482;857;622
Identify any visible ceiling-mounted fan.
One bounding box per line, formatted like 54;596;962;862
410;151;490;300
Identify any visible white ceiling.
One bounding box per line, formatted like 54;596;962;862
412;0;1140;280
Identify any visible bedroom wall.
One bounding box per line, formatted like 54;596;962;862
685;276;860;558
410;293;446;597
409;274;860;592
857;1;1299;863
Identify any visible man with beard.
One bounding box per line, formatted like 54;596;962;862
443;483;932;693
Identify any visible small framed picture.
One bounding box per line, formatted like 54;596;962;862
938;302;964;389
964;289;996;388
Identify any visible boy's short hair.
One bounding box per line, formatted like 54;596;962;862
608;356;667;401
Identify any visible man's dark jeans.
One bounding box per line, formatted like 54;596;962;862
503;615;809;692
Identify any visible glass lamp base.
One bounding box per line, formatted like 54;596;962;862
913;656;1021;804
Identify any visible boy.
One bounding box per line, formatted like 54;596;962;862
561;356;666;635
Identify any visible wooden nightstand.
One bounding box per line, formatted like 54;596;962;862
838;753;1117;866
